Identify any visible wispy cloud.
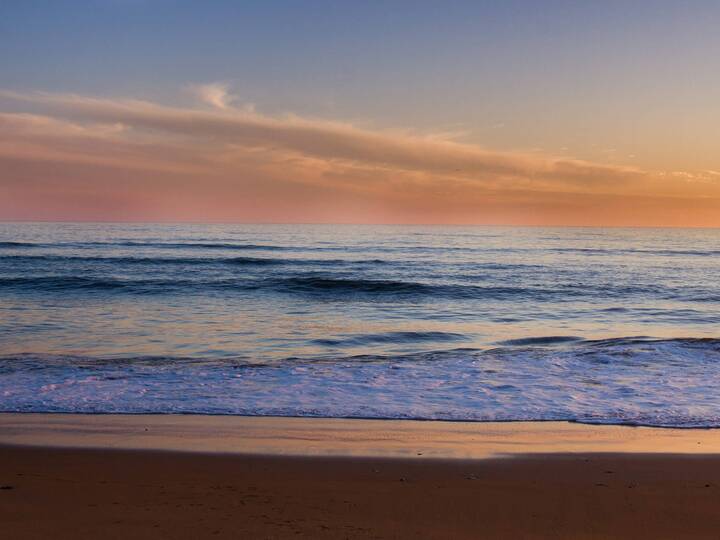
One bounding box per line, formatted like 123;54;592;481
0;88;718;225
190;82;233;110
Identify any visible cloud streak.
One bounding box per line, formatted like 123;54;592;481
0;88;719;226
191;82;233;110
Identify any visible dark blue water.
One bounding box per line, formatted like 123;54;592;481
1;223;719;426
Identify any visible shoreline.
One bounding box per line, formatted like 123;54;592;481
3;414;720;538
3;413;720;458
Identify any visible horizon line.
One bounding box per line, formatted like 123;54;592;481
1;219;719;231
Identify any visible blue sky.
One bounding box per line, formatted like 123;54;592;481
3;1;719;166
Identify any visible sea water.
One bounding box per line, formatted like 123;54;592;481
1;223;719;426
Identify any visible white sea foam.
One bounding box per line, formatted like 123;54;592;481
1;338;719;427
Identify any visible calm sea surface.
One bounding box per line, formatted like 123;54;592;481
1;223;719;426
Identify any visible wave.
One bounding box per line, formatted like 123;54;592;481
0;241;37;248
552;247;720;257
498;335;584;346
98;241;289;250
0;275;453;297
271;276;601;300
0;254;390;267
312;331;469;347
0;273;698;302
2;337;717;368
3;239;719;257
0;241;289;250
0;276;135;291
277;276;436;295
0;254;288;266
2;338;720;427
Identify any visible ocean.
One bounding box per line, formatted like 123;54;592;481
1;222;719;427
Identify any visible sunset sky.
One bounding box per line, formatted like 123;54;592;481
2;1;720;226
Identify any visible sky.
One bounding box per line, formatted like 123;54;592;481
1;0;720;226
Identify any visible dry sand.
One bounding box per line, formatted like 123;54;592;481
1;414;720;539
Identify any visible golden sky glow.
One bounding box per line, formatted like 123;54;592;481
1;88;719;226
2;2;720;226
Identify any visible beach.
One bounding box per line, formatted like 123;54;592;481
3;1;720;537
2;414;720;539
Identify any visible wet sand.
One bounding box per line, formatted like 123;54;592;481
2;414;720;539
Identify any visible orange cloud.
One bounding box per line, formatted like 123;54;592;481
1;89;719;226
